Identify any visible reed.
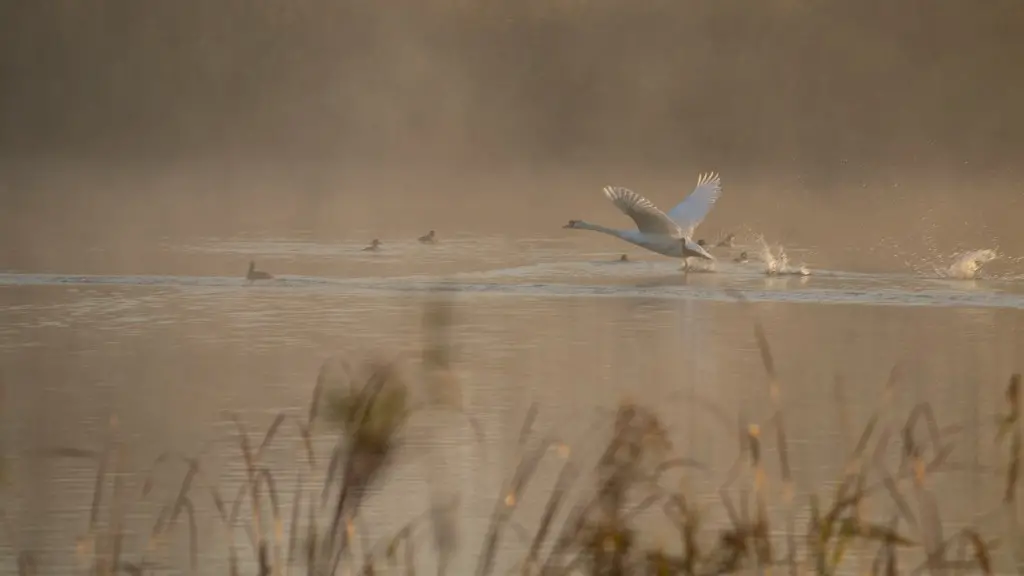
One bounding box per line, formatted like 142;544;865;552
4;312;1015;575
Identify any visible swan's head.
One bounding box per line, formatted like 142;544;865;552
563;220;581;229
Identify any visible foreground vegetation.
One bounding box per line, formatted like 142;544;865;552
4;299;1022;575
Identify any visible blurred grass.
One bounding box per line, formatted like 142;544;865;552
1;298;1019;575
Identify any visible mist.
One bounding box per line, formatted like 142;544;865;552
1;0;1023;270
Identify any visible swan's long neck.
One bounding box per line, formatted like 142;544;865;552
573;221;628;239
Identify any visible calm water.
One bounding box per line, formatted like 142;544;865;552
2;234;1023;574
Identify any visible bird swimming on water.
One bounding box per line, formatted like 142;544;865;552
618;254;629;262
363;239;381;251
246;260;273;282
733;251;749;263
419;230;437;244
563;172;723;270
716;233;735;248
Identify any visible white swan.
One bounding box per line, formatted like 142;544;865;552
563;172;722;269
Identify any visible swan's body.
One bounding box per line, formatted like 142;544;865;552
419;230;437;244
246;261;273;281
563;172;722;267
363;239;381;252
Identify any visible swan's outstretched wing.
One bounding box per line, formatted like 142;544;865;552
602;186;681;236
666;172;722;238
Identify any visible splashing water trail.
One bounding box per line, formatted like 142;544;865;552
758;236;811;277
683;258;717;273
943;249;998;279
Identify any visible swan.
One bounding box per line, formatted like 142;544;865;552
363;239;382;252
419;230;437;244
246;260;273;282
733;251;749;264
563;172;722;269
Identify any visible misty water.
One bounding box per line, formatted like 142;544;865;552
2;232;1023;574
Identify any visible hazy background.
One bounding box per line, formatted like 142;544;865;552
1;0;1023;271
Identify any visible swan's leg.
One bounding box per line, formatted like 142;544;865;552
681;257;690;271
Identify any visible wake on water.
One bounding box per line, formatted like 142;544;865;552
679;233;812;276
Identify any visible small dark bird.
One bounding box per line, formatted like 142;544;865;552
246;260;273;282
733;251;749;263
697;239;707;247
363;239;382;252
618;254;629;262
716;233;735;248
419;230;437;244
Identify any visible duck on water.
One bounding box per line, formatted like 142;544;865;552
246;261;273;282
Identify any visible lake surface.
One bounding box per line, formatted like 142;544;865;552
2;233;1023;574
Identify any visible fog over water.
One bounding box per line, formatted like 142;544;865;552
1;1;1023;263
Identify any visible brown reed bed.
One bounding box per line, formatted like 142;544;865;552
5;305;1020;575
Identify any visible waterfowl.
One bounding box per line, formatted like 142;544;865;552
419;230;437;244
246;260;273;281
563;172;722;270
363;239;381;252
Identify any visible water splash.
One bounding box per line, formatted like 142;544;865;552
758;236;811;277
942;249;998;280
682;257;717;273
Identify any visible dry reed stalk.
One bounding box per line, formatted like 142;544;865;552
753;321;797;574
255;467;284;574
224;409;291;575
475;430;557;575
226;413;263;554
106;423;126;576
286;471;303;575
